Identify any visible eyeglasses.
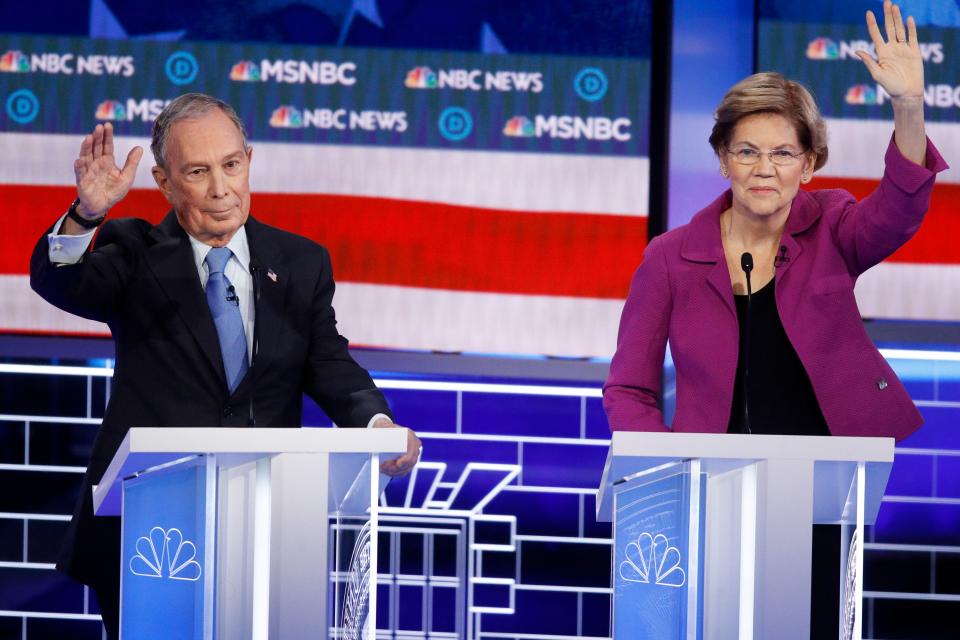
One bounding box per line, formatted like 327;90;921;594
725;147;807;166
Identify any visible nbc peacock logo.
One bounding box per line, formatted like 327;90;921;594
229;60;260;82
619;532;686;588
95;100;126;120
503;116;535;138
845;84;880;105
405;66;437;89
806;37;840;60
0;50;29;73
129;526;202;582
269;105;303;128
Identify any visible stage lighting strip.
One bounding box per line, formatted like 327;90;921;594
2;344;958;392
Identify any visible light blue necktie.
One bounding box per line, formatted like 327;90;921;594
205;247;248;394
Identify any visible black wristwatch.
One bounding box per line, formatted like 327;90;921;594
66;198;106;230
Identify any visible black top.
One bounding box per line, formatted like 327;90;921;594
727;279;830;436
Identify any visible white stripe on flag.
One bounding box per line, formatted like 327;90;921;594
818;118;960;184
1;275;624;358
9;264;960;356
856;262;960;321
0;132;649;215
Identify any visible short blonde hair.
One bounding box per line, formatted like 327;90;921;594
709;72;828;171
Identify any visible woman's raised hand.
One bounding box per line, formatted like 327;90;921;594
857;0;924;100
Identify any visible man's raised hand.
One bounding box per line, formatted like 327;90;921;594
73;122;143;219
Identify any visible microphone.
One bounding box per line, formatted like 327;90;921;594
247;262;262;428
225;285;239;305
740;252;753;435
774;245;790;268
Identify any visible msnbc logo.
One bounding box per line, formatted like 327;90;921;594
845;84;880;105
229;60;260;82
503;116;535;137
95;100;126;121
806;38;839;60
405;66;437;89
0;50;28;73
231;59;356;85
270;105;303;128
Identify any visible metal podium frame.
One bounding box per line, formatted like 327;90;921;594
597;432;895;640
93;427;407;640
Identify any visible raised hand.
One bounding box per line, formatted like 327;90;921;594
857;0;924;100
73;122;143;219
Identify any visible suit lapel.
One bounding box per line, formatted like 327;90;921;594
775;191;816;280
681;192;737;318
245;217;289;377
144;211;226;386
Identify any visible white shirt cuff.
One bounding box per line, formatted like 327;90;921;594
366;413;392;429
47;212;96;265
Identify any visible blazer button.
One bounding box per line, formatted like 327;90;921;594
876;378;888;390
223;405;233;417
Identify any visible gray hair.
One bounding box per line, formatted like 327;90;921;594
709;72;829;172
151;93;249;168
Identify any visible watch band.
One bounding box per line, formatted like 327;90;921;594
66;198;106;230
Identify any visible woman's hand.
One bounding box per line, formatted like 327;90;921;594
857;0;924;100
858;0;926;166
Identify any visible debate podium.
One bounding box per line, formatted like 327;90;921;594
92;427;407;640
596;432;895;640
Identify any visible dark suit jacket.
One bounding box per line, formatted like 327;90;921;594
30;211;392;586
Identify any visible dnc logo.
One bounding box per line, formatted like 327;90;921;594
230;60;261;82
845;84;882;105
574;67;608;102
619;532;686;588
270;105;303;128
129;527;202;581
406;66;437;89
0;50;29;73
6;89;39;124
438;107;473;141
806;37;840;60
503;116;535;138
166;51;198;85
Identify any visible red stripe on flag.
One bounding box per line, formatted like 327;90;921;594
808;177;960;264
1;185;647;299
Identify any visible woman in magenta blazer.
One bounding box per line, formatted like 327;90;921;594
604;1;947;440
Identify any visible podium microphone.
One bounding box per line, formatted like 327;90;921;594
740;252;753;435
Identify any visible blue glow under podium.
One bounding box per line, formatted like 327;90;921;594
92;427;407;640
597;432;895;640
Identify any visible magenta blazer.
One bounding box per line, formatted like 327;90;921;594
604;137;948;440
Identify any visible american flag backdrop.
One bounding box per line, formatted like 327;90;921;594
759;4;960;323
0;131;648;357
0;35;650;359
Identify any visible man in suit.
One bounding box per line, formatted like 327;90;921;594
30;93;421;639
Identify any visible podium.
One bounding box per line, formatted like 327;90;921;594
596;432;895;640
92;427;407;640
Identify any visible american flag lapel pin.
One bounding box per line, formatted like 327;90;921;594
267;268;278;283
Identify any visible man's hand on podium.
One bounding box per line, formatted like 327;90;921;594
373;417;422;477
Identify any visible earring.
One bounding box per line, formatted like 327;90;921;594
720;166;728;178
801;173;810;183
